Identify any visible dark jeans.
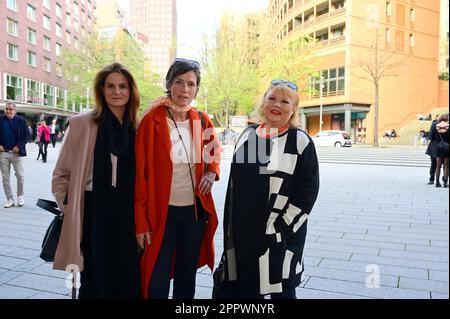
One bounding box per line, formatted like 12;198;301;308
38;141;48;162
148;205;206;299
50;134;57;148
234;262;297;299
429;157;437;180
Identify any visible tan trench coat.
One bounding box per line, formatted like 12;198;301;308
52;112;98;271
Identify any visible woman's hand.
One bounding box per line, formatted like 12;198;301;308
136;231;151;250
199;171;216;196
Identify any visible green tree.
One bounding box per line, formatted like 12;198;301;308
198;13;260;127
258;34;318;93
62;32;162;112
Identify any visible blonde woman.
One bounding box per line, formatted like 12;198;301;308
218;80;320;299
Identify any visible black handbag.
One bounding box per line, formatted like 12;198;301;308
36;199;63;262
437;133;449;154
212;252;235;299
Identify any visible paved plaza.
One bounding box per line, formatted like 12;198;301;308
0;143;448;299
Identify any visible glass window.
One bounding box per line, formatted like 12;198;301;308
7;43;18;61
56;63;63;77
7;19;18;37
66;13;71;28
27;51;37;67
43;84;54;107
43;15;51;30
6;74;22;101
338;79;345;91
56;23;62;37
329;80;337;92
56;43;62;56
329;69;337;79
386;1;391;16
409;33;415;47
7;0;17;11
26;79;40;104
56;87;65;108
43;0;51;9
56;3;62;18
410;8;415;22
66;31;72;44
27;5;36;21
338;67;345;77
43;58;51;73
43;36;51;51
27;28;37;44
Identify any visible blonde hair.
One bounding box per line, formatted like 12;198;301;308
256;84;300;128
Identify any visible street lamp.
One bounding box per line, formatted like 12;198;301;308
319;75;324;132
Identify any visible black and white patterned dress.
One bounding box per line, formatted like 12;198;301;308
223;125;320;296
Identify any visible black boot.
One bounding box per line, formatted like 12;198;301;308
444;178;448;188
436;181;442;187
428;175;434;185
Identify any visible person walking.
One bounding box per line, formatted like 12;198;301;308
52;63;141;298
434;113;449;187
0;102;29;208
37;120;50;163
218;80;320;299
50;118;60;148
426;115;439;184
135;58;221;299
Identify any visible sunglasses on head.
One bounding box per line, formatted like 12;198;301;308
174;58;200;69
271;79;298;91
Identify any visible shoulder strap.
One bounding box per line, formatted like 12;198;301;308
197;110;205;130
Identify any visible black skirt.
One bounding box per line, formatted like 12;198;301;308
79;191;141;299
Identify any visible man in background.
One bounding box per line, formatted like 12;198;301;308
0;102;29;208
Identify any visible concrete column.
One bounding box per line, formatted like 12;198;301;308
344;108;352;133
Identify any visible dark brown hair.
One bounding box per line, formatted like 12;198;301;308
92;63;140;129
165;60;201;98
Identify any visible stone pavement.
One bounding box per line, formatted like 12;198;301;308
0;143;448;299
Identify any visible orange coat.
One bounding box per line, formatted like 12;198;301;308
135;104;221;298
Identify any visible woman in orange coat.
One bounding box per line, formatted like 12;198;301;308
135;58;221;299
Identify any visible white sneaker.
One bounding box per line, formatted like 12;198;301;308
17;196;24;207
4;199;14;208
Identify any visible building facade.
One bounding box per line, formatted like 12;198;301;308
439;0;449;75
95;0;147;58
0;0;97;123
268;0;440;144
129;0;177;79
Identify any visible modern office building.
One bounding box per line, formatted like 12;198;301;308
129;0;177;79
268;0;441;143
0;0;97;123
95;0;147;58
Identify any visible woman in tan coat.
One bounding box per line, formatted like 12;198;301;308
52;63;141;298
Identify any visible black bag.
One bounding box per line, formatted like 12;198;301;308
437;140;449;154
212;253;235;299
36;199;63;262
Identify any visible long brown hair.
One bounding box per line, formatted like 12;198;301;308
92;63;140;129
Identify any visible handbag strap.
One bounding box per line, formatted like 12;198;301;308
165;107;197;205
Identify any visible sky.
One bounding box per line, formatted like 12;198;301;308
116;0;269;60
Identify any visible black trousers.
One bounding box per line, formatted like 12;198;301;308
148;205;206;299
430;157;437;179
50;134;57;148
234;262;297;299
38;141;48;161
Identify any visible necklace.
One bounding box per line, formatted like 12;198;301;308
256;123;290;138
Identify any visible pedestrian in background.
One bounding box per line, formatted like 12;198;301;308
52;63;141;298
426;114;439;185
50;118;60;148
218;80;320;299
135;58;221;299
0;102;29;208
434;113;449;187
37;120;50;163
